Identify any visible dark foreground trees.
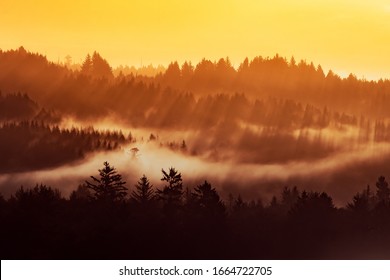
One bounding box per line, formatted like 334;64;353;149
130;175;154;205
156;167;183;215
86;161;128;202
2;168;390;259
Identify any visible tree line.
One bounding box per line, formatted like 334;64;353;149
3;89;387;165
2;47;390;122
0;121;129;172
1;161;390;259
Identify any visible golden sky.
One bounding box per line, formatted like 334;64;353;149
1;0;390;79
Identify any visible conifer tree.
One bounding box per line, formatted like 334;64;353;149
81;54;92;75
86;161;127;202
131;175;154;204
376;176;390;204
156;167;183;211
192;180;225;216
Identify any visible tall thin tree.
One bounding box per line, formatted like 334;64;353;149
131;174;154;204
86;161;127;202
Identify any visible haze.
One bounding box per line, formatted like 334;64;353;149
1;0;390;79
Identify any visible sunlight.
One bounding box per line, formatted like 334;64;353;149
1;0;390;78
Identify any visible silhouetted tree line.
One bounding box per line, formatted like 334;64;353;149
80;52;113;80
3;47;390;121
0;122;128;172
2;48;388;158
1;161;390;259
0;92;39;121
157;56;390;118
0;92;61;123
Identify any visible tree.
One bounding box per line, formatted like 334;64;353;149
191;181;225;216
348;194;367;214
80;52;113;79
131;175;154;204
86;161;127;202
91;51;113;79
0;193;6;211
290;191;335;220
11;184;63;215
69;183;91;202
181;61;194;83
156;167;183;212
64;55;72;68
233;195;247;212
180;140;187;151
81;54;92;75
164;61;181;85
281;186;299;212
14;184;62;204
375;176;390;204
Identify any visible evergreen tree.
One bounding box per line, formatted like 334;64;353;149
14;184;62;204
86;161;127;202
232;195;249;213
191;180;225;216
0;193;5;211
375;176;390;204
81;54;92;75
131;174;154;204
164;61;181;85
181;61;194;82
69;184;91;202
91;51;113;79
281;186;299;209
347;190;369;214
290;191;335;220
156;167;183;211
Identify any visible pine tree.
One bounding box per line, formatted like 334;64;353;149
81;54;92;75
347;188;370;214
156;167;183;211
91;51;113;79
281;186;299;213
86;161;127;202
131;175;154;204
376;176;390;204
191;181;225;216
69;184;91;202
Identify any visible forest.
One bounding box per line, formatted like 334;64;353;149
2;47;390;259
1;163;390;259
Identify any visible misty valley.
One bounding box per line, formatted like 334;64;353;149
1;47;390;259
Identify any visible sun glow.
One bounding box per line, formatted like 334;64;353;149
1;0;390;79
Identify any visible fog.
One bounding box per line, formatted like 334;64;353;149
2;114;389;207
2;131;390;207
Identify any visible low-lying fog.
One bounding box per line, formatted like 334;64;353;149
2;129;390;207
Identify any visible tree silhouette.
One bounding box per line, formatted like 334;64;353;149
164;61;181;85
281;186;299;213
233;195;247;212
81;54;92;75
290;191;335;221
347;185;373;214
69;183;92;202
375;176;390;204
91;51;113;79
191;180;225;217
14;184;62;205
80;52;113;79
86;161;127;202
156;167;183;212
131;174;154;204
0;193;5;213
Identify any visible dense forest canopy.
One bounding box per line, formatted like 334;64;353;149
1;165;390;259
1;46;390;205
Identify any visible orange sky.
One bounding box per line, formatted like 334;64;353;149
1;0;390;79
